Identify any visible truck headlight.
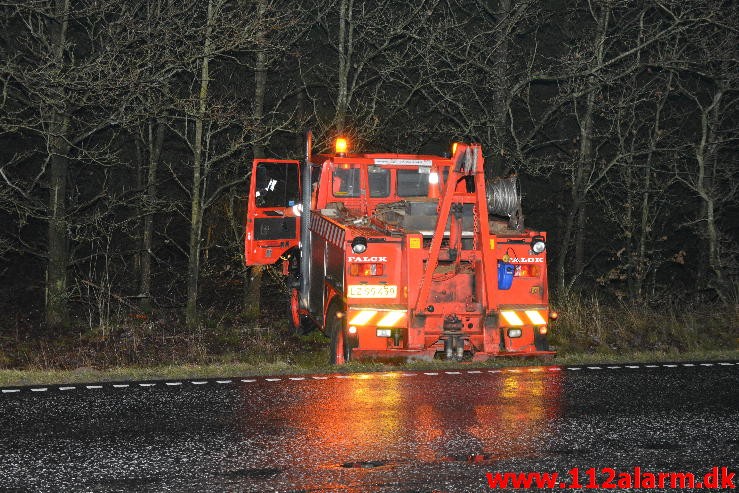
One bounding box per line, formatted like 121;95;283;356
351;237;368;253
531;235;546;254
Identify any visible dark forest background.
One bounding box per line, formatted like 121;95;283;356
0;0;736;348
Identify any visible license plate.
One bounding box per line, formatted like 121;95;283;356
348;284;398;299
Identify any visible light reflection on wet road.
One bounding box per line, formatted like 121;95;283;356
0;364;737;492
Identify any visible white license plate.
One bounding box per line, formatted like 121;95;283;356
348;284;398;299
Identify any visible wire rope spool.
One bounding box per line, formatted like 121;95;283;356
486;175;524;230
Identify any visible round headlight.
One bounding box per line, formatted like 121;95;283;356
531;235;546;254
351;237;367;254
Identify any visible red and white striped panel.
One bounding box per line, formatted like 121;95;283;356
311;214;346;248
499;309;548;326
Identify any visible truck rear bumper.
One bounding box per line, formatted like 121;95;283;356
351;349;437;361
351;348;556;361
471;350;556;361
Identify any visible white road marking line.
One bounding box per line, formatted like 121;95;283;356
4;361;728;398
113;384;129;388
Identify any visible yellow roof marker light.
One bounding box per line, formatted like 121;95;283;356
335;137;348;155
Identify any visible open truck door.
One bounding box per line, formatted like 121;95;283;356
244;159;301;266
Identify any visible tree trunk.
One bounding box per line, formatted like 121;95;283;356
243;0;269;318
46;115;71;328
489;0;511;178
556;2;610;291
624;156;636;300
573;203;587;276
186;0;215;328
45;0;71;329
696;88;726;301
335;0;353;131
139;120;164;311
556;198;579;291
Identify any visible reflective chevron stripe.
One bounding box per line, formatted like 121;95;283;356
500;309;548;326
348;309;407;327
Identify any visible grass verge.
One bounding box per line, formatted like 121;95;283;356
1;294;736;387
1;348;737;388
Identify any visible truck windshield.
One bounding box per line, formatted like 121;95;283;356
368;167;389;197
397;169;429;196
333;168;361;197
332;166;390;198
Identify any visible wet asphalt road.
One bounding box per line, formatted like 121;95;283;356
0;362;737;492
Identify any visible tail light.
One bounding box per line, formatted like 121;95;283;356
349;263;384;276
514;265;540;277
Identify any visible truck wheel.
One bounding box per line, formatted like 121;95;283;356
328;303;351;365
288;288;304;335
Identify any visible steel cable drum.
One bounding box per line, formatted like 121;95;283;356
486;175;521;218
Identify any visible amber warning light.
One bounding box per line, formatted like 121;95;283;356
335;137;348;154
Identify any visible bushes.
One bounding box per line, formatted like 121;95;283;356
550;291;738;354
1;288;736;371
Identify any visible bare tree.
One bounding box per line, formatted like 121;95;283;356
668;4;738;301
0;0;148;327
304;0;437;146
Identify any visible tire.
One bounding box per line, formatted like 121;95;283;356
327;302;351;365
287;288;304;336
